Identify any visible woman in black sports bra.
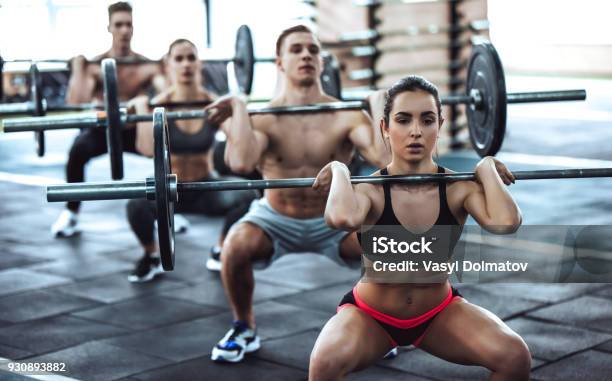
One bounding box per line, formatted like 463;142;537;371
309;76;531;380
124;39;256;283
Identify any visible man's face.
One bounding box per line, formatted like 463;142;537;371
108;11;133;48
277;32;323;86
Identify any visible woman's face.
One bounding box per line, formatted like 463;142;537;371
167;42;200;86
383;90;442;164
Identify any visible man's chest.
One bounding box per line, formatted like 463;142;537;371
262;115;353;165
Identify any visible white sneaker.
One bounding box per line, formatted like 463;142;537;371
51;210;80;238
174;213;190;234
127;254;164;283
211;321;261;363
206;246;222;272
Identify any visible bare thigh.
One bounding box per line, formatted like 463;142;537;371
311;306;394;373
418;298;529;369
223;222;274;262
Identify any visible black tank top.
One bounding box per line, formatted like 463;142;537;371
168;119;217;154
358;165;463;258
376;165;459;227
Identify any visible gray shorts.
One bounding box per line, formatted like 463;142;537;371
236;198;357;268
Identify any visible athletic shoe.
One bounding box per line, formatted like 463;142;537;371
211;320;261;363
174;213;190;234
51;210;80;237
383;347;399;359
127;254;164;283
206;245;222;272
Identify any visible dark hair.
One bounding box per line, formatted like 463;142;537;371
275;25;317;57
108;2;132;22
167;38;197;56
383;75;442;126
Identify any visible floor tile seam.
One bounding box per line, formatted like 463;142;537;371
67;309;224;332
92;339;184;365
530;346;610;372
268;297;334;315
0;300;107;325
54;314;133;334
152;294;230;313
259;327;320;345
258;277;358;294
19;339;173;381
520;314;612;335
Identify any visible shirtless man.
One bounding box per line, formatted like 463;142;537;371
51;1;164;237
203;25;390;363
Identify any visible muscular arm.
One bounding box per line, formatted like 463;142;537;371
131;96;154;157
223;98;268;174
323;162;373;231
348;111;391;169
65;59;96;104
142;62;166;95
463;158;522;234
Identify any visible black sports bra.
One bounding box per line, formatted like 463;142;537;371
375;165;459;228
168;118;217;154
357;165;463;260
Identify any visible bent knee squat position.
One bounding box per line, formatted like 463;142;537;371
125;39;256;283
309;75;529;380
52;1;163;237
206;24;389;363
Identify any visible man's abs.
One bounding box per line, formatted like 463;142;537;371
265;188;326;218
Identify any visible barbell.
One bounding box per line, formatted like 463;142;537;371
1;25;256;94
0;62;231;160
1;40;587;179
46;107;612;271
0;53;341;179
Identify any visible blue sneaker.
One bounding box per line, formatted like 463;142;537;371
211;321;261;363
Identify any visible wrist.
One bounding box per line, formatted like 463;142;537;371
230;95;246;108
331;162;350;177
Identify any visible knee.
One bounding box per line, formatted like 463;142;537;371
493;334;531;378
222;229;260;266
309;348;350;381
68;142;91;164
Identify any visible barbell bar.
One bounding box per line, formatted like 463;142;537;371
46;108;612;270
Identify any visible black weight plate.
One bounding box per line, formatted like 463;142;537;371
466;40;507;157
30;63;46;156
321;53;342;99
153;108;176;271
102;59;124;179
233;25;255;94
